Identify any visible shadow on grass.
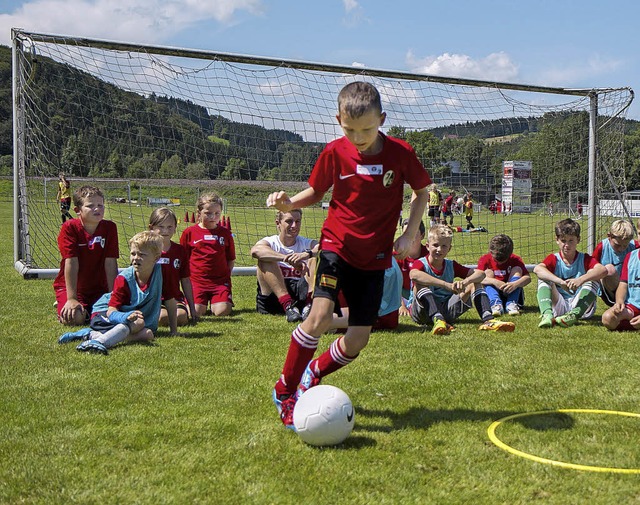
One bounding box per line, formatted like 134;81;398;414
354;406;574;433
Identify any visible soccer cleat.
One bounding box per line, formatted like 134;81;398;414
285;305;303;323
296;362;321;399
491;305;503;317
431;318;454;336
479;319;515;332
555;311;578;328
506;302;520;316
76;339;108;355
538;314;554;329
301;304;312;321
58;327;92;344
272;388;297;430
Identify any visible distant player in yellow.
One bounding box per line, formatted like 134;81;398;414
427;184;442;226
464;193;475;230
56;173;73;224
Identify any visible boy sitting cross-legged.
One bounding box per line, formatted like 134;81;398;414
58;231;164;354
409;224;515;335
534;218;607;328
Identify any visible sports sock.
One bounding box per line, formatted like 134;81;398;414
278;294;294;311
93;323;131;348
314;337;357;378
617;319;634;331
537;281;553;316
276;325;320;396
573;283;598;317
472;287;493;321
416;287;442;321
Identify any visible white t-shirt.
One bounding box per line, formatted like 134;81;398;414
261;234;316;278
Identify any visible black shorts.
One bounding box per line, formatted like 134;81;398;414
60;198;71;212
89;311;127;333
313;251;384;326
256;276;308;315
427;206;440;218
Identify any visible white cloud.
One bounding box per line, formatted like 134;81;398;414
535;54;623;87
406;50;519;83
0;0;264;46
342;0;359;12
341;0;366;26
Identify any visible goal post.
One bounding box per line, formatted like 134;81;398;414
11;29;634;278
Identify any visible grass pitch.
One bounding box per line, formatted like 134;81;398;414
2;198;640;504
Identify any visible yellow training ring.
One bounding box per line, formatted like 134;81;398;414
487;408;640;474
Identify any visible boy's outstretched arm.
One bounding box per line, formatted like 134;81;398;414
396;187;429;259
266;187;325;212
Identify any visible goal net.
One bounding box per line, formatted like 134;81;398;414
11;30;634;277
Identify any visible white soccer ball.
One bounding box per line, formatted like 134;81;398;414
293;385;355;446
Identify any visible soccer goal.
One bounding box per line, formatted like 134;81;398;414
11;29;634;277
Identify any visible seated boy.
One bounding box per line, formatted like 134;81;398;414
478;234;531;316
53;185;119;326
396;218;427;317
602;247;640;331
533;218;607;328
592;219;639;306
58;231;164;355
409;224;515;335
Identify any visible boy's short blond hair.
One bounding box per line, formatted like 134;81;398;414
337;81;382;118
129;231;164;257
73;185;104;208
609;219;635;241
427;223;453;242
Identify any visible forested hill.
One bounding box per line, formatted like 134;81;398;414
1;44;639;193
0;44;315;180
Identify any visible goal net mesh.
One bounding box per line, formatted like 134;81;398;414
12;31;634;274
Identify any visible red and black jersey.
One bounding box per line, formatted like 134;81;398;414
309;134;431;271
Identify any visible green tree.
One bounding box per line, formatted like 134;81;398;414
185;161;208;180
155;154;185;179
219;157;246;180
127;153;161;179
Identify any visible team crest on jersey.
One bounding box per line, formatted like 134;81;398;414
88;236;105;250
382;170;395;188
173;258;181;269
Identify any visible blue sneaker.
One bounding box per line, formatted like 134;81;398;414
296;362;321;400
76;339;108;355
58;327;92;344
272;387;296;430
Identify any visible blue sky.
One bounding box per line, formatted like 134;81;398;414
1;0;639;119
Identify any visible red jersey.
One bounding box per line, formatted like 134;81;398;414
397;245;429;290
158;240;190;301
443;195;455;213
309;134;431;270
180;224;235;289
477;253;529;282
53;218;119;301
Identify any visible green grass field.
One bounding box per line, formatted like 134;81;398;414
2;198;640;504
